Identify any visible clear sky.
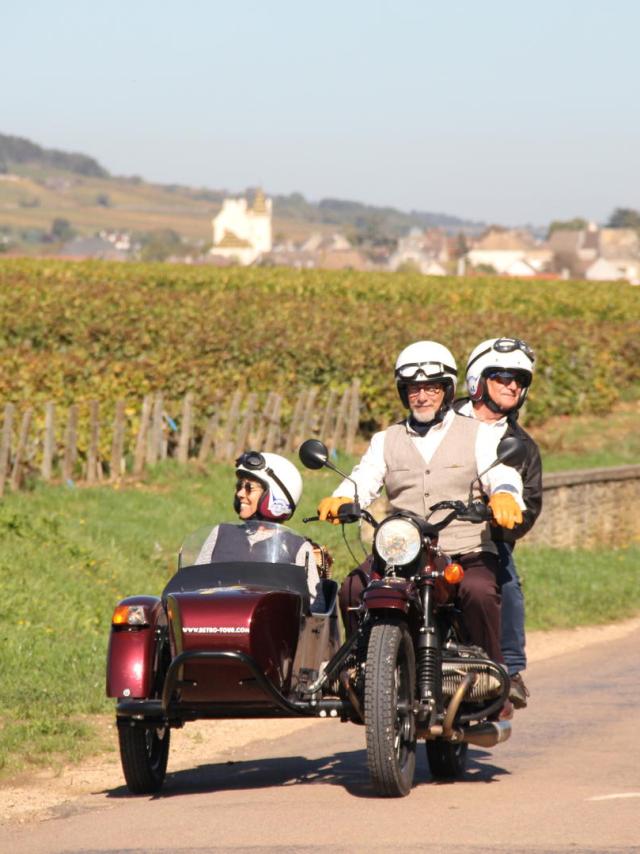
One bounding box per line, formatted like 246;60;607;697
3;0;639;225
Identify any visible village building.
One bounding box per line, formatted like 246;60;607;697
465;227;552;276
209;189;272;265
388;228;450;275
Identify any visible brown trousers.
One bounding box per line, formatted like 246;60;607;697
338;551;503;664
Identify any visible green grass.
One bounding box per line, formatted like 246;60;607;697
1;453;638;777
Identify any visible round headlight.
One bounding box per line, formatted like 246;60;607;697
374;517;421;566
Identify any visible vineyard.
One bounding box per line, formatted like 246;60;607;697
1;258;639;434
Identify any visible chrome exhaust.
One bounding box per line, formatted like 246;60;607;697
459;719;512;747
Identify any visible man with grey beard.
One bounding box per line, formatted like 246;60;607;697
318;340;525;706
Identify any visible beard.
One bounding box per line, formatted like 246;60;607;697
411;407;437;423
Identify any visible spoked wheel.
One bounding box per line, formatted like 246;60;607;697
118;722;170;794
426;739;468;780
364;621;416;797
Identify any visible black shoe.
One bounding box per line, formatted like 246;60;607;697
509;673;530;709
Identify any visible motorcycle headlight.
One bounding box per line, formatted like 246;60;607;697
374;517;422;566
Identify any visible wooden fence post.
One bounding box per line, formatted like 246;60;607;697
298;387;319;447
177;392;194;464
251;392;274;452
285;390;308;453
234;393;258;457
10;408;33;491
319;389;337;445
87;400;100;484
197;412;219;464
330;386;351;454
110;400;126;480
345;378;360;454
62;404;79;483
216;390;242;462
41;401;56;481
0;402;15;498
146;393;164;466
263;394;282;452
133;395;152;477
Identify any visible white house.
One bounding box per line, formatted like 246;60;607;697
585;257;639;285
210;190;272;265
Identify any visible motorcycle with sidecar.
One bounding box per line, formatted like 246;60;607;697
106;434;524;797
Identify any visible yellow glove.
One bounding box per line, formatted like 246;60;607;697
317;496;352;525
489;492;523;530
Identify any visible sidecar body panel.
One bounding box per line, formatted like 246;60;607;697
106;595;166;698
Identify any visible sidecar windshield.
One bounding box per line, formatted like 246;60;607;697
178;520;305;569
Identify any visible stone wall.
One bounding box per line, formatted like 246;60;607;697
525;465;640;549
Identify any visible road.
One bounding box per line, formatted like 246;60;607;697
4;625;640;853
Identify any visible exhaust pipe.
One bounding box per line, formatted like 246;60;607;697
459;719;512;748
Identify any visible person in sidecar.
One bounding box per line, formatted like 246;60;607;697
454;337;542;709
318;340;525;699
195;451;325;611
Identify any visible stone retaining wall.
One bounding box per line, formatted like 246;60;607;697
525;465;640;549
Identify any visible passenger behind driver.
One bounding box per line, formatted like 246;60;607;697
195;451;325;611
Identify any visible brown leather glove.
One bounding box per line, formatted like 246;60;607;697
488;492;523;529
317;496;352;525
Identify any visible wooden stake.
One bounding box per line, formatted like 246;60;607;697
10;408;33;491
133;395;152;476
216;390;242;462
110;400;126;480
0;402;15;498
62;404;79;482
197;412;219;464
177;392;194;464
41;401;56;481
87;400;100;484
264;394;282;452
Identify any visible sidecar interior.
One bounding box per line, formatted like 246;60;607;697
162;561;337;616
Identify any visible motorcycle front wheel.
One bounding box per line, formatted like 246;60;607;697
118;722;170;794
364;621;416;797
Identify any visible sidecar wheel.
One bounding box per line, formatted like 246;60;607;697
426;739;468;780
364;621;416;797
118;723;170;794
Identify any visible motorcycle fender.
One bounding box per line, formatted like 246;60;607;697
363;582;412;614
106;595;165;699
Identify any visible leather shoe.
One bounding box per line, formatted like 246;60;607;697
509;673;530;709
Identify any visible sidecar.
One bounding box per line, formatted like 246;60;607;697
106;521;342;793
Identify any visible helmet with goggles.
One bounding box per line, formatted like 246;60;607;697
395;341;458;409
465;337;535;413
235;451;302;522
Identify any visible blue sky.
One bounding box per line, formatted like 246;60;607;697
3;0;639;225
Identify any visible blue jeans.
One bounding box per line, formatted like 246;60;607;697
497;541;526;676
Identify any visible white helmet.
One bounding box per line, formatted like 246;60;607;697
394;341;458;409
235;451;303;522
465;337;535;413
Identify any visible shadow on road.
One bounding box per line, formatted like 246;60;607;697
105;746;508;801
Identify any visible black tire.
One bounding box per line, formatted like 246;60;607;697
364;621;416;797
118;723;170;794
426;739;468;780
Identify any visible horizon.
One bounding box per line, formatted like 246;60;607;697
3;1;639;227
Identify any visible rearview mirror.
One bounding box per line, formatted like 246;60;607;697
496;435;527;468
299;439;329;470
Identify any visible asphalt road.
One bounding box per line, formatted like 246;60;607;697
5;625;640;854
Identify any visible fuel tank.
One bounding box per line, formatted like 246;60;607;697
166;587;302;702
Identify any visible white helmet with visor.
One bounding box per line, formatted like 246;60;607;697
465;337;535;412
235;451;302;522
394;341;458;409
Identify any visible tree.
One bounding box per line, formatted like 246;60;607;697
607;208;640;229
51;218;75;241
547;217;587;237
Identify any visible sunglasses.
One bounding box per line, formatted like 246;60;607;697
486;370;529;386
235;479;263;494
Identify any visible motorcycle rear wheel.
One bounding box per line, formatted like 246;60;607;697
364;621;416;797
426;739;468;780
118;723;170;794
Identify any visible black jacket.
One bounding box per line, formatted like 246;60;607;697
453;398;543;546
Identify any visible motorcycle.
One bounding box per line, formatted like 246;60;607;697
106;435;524;797
298;434;526;797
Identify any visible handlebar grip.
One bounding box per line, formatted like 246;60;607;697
302;515;320;523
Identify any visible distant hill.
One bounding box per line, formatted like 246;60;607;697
0;132;487;248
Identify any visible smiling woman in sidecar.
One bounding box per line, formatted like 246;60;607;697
194;451;324;609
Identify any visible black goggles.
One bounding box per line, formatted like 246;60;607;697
467;338;535;372
486;369;530;387
395;361;457;382
235;451;295;511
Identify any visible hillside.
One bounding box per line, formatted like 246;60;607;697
0;133;486;251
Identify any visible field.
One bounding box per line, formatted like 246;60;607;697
1;258;639;433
